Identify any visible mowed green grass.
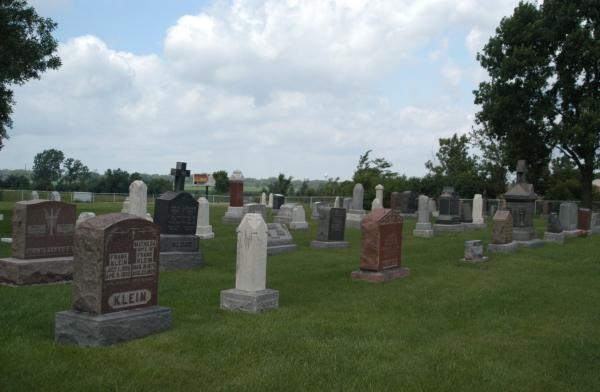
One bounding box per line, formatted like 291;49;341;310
0;201;599;391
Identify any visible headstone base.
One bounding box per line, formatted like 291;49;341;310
433;223;465;232
310;240;349;249
487;242;519;253
267;244;297;256
289;222;309;230
346;213;365;229
543;232;565;244
220;288;279;313
400;213;417;219
512;228;536;241
564;229;582;238
159;251;203;271
0;256;72;286
464;222;487;230
413;228;434;238
472;218;485;225
196;226;215;240
351;267;410;283
55;306;172;347
515;239;546;248
222;206;244;224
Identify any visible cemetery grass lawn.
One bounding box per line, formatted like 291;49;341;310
0;201;599;391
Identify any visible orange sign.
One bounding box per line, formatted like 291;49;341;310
193;173;215;186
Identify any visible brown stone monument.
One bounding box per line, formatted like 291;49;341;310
578;208;591;233
389;192;401;210
223;170;245;224
55;213;171;346
351;209;410;282
488;210;518;253
0;200;76;285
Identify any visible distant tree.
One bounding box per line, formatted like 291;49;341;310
212;170;229;194
129;172;142;182
93;169;130;193
544;156;582;201
0;0;61;148
295;180;315;196
268;173;294;195
473;0;600;207
352;150;397;206
58;158;90;191
31;148;64;190
1;173;29;189
147;176;172;195
425;134;482;197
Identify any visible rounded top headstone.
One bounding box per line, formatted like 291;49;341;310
375;184;384;190
198;197;209;205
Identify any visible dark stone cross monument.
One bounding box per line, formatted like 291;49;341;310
154;162;202;270
504;160;541;245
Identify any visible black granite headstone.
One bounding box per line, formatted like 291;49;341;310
317;207;346;242
153;191;198;235
548;213;563;233
273;194;285;210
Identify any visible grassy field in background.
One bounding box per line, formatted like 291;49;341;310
0;201;599;391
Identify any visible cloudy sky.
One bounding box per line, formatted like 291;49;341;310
1;0;520;180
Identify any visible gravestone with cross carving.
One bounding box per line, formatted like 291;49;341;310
154;162;203;270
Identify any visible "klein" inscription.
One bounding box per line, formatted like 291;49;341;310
108;289;151;309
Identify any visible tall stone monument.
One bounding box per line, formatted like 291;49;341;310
55;213;171;346
434;186;463;231
154;162;202;270
346;183;366;229
311;207;348;248
221;214;279;313
268;193;273;208
413;195;433;238
222;170;245;224
375;184;384;207
351;209;410;282
504;160;537;242
471;194;485;226
196;197;214;240
260;192;267;206
0;200;76;285
334;196;341;208
311;201;322;220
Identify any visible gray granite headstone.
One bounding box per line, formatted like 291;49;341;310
243;203;267;222
30;191;39;200
311;207;348;248
50;191;61;201
351;184;364;210
343;197;352;210
559;202;578;231
547;213;563;233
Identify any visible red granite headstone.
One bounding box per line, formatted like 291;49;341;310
11;200;76;259
578;208;591;231
72;213;160;315
230;181;244;207
359;209;404;271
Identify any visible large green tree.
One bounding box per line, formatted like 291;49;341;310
31;148;64;190
0;0;61;148
473;0;600;207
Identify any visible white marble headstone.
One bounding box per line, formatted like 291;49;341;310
196;197;214;239
127;180;148;219
235;213;268;292
260;192;267;205
472;194;484;224
371;198;382;210
375;184;384;206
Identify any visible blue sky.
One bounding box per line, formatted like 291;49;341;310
2;0;520;179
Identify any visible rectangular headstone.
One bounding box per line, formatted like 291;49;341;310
492;210;513;244
559;202;578;231
153;191;199;235
11;200;76;259
73;214;160;315
316;207;346;242
359;209;404;271
272;194;285;210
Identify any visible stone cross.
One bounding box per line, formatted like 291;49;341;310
516;160;527;184
170;162;190;192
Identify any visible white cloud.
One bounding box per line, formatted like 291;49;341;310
2;0;519;179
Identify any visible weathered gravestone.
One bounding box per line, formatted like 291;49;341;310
461;202;473;224
488;210;518;253
375;184;384;207
463;240;487;262
76;212;96;226
273;203;296;225
153;191;202;270
413;195;433;238
334;197;341;208
400;191;418;215
471;194;485;226
123;180;151;220
434;186;463;231
266;223;297;255
591;213;600;234
50;191;61;201
221;214;279;313
504;160;538;242
343;197;352;210
346;183;366;229
351;208;410;282
371;198;382;210
243;203;267;222
0;200;75;285
268;193;273;208
272;194;285;210
544;213;564;244
559;202;578;234
311;207;348;248
289;205;308;230
30;191;39;200
578;208;591;233
390;192;401;210
196;197;214;240
260;192;267;206
55;213;171;346
223;170;245;224
311;201;322;220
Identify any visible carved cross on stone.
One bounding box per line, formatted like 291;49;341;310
171;162;190;192
516;160;527;184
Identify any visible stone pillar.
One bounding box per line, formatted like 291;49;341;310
221;214;279;313
229;170;244;207
260;192;267;205
268;193;273;208
196;197;214;239
371;198;382;210
375;184;384;207
472;194;484;224
334;197;341;208
351;184;364;210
